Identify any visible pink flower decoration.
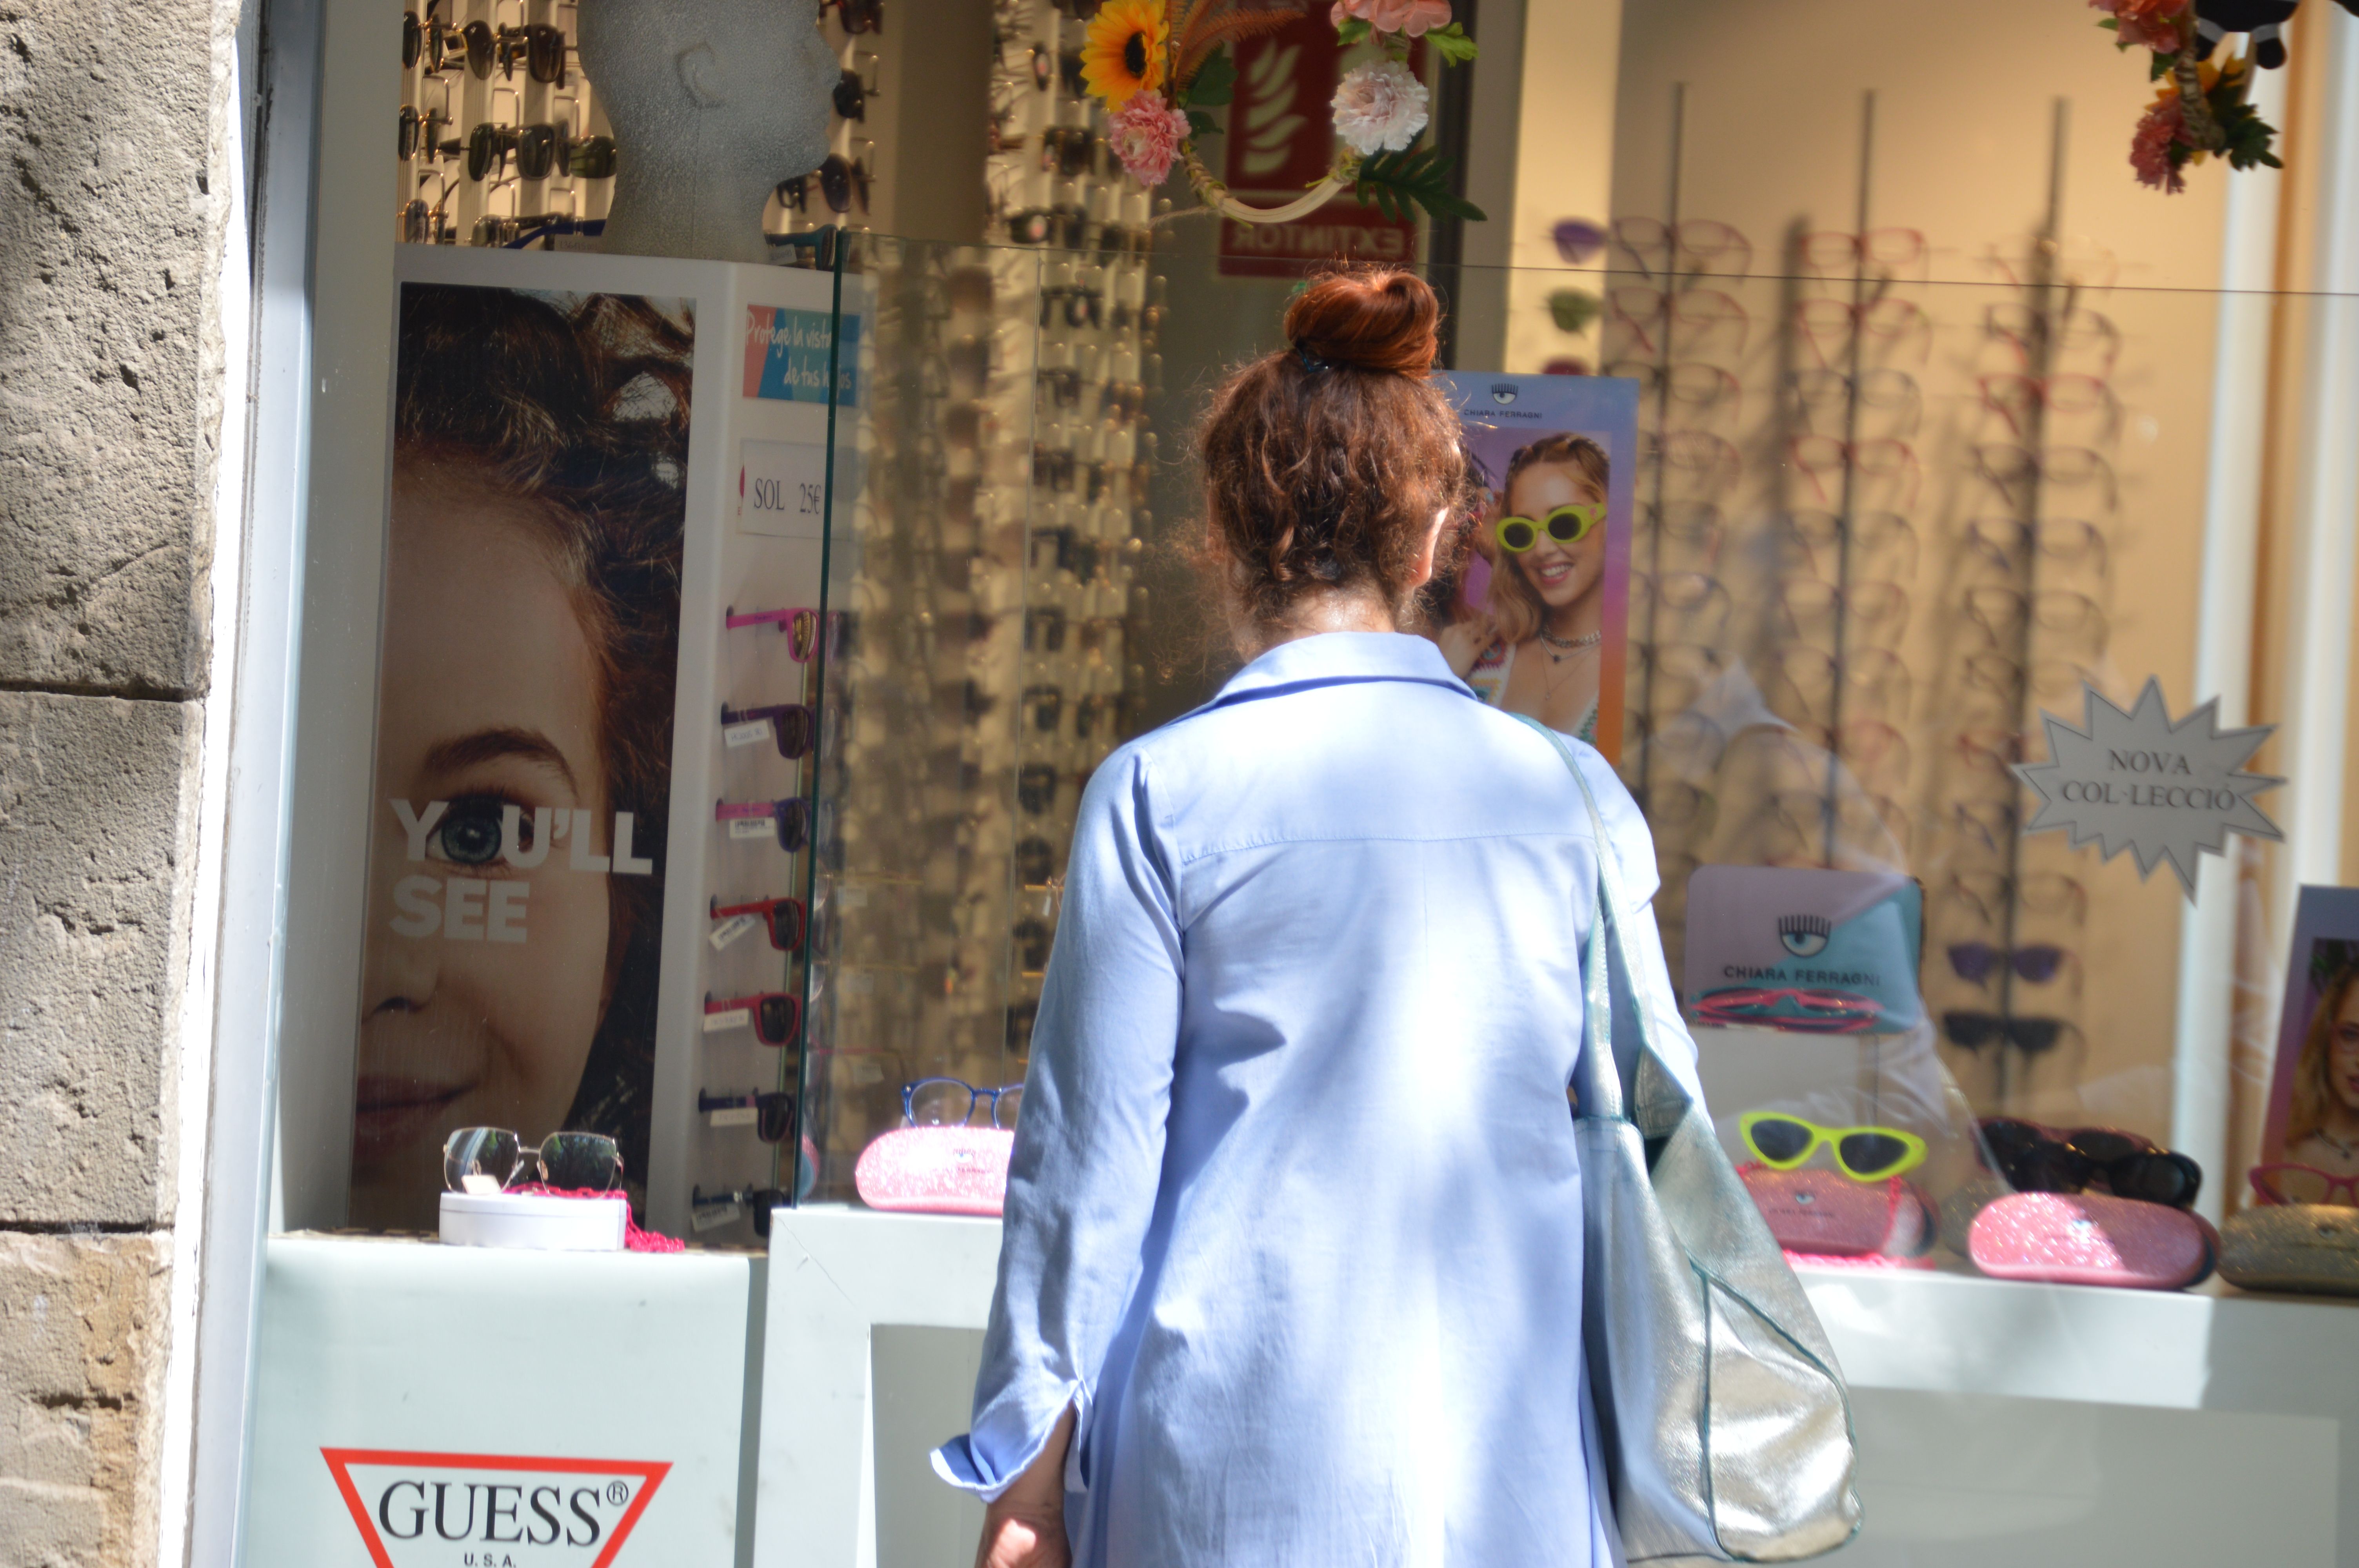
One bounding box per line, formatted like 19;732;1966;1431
2130;97;2186;194
1109;91;1190;188
1332;0;1453;37
2115;9;2184;49
1332;61;1430;155
2088;0;2187;51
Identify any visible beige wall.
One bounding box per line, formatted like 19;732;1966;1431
1500;0;1621;372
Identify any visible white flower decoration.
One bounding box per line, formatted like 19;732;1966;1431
1331;62;1430;156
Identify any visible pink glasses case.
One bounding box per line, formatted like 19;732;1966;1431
1967;1191;2215;1289
1739;1166;1935;1259
854;1125;1013;1217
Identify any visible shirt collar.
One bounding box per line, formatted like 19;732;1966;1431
1203;631;1477;711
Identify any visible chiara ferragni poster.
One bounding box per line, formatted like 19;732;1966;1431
1427;372;1638;762
353;279;693;1229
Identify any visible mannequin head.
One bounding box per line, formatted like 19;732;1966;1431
578;0;839;263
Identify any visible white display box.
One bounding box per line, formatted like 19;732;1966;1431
439;1189;628;1251
244;1237;757;1566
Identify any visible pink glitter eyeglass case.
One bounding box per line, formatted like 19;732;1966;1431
1967;1191;2217;1290
854;1126;1013;1217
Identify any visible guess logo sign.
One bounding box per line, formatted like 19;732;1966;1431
321;1449;670;1568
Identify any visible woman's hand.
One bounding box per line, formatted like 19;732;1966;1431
971;1406;1075;1568
1436;616;1493;678
976;1501;1070;1568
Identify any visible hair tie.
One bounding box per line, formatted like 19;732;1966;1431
1293;339;1334;374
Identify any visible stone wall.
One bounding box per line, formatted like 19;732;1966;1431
0;0;241;1561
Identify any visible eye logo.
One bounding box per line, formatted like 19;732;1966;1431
1489;382;1519;405
1777;914;1832;958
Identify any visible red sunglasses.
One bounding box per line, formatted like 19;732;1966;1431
709;895;807;954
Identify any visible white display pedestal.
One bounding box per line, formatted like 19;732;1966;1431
752;1208;1003;1568
439;1189;629;1250
244;1236;758;1566
752;1207;2357;1568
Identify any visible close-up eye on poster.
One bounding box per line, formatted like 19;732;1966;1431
29;0;2359;1564
351;283;692;1229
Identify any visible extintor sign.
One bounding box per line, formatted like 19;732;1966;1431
1216;15;1423;278
322;1450;671;1568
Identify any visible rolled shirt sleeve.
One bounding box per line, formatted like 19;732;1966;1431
932;748;1182;1501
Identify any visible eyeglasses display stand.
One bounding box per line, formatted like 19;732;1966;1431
439;1188;628;1250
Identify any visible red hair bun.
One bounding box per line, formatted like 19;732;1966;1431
1282;268;1441;377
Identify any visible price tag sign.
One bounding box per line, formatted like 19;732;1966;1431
703;1007;751;1033
739;439;828;540
709;913;761;950
728;817;774;841
708;1106;760;1128
690;1200;743;1232
723;718;775;749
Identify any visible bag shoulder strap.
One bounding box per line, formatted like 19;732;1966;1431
1512;715;1677;1129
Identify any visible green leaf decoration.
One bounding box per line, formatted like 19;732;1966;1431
2149;49;2175;79
1186;107;1222;140
1426;22;1478;64
1336;16;1371;45
1186;47;1236;109
2209;70;2282;171
1352;145;1487;223
1547;289;1601;334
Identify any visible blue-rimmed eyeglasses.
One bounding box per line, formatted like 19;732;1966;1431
903;1078;1024;1130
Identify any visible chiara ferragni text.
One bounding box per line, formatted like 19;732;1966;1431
385;799;654;943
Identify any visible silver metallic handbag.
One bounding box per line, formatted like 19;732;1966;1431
1524;717;1864;1563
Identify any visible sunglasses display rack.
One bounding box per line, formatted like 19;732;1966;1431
783;218;1159;1202
984;0;1161;260
766;4;889;245
395;0;616;248
691;597;825;1239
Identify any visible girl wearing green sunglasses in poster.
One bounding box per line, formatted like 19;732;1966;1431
1433;377;1637;757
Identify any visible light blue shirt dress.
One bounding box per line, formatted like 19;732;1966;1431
933;631;1704;1568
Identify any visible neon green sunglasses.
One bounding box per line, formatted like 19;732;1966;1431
1496;502;1604;553
1739;1111;1928;1182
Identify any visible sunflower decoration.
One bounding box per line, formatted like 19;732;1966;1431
1081;0;1167;109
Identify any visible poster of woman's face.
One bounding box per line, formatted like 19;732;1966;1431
352;283;691;1229
1427;375;1637;760
2260;889;2359;1207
